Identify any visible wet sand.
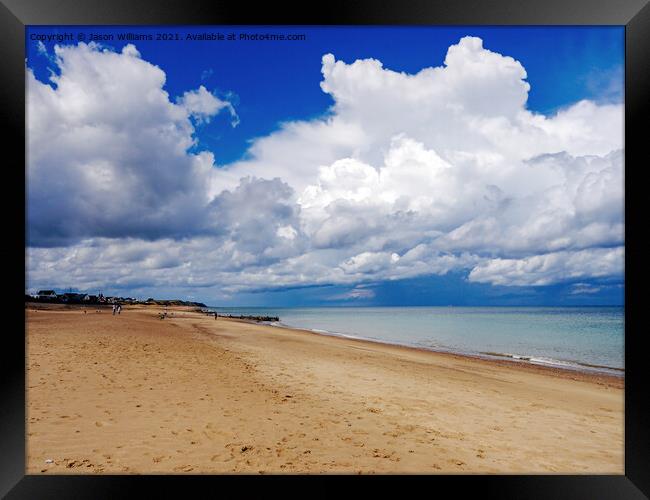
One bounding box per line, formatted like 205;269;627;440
26;304;624;474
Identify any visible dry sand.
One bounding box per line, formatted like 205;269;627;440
26;304;624;474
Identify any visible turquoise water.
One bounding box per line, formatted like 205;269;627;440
206;306;624;375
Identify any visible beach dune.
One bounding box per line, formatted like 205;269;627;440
26;305;623;474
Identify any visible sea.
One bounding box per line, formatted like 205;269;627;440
205;306;624;376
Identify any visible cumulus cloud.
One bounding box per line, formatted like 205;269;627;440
203;176;305;264
26;37;624;296
221;35;620;194
27;43;234;246
178;85;239;126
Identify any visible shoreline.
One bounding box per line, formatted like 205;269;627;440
27;304;624;473
259;320;624;389
28;302;624;387
199;311;624;384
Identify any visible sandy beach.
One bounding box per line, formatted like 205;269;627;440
26;304;624;474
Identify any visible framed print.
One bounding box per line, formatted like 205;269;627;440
3;0;648;497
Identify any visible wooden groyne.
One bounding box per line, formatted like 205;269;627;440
201;310;279;322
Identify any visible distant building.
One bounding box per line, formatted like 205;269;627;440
62;292;85;303
37;290;57;299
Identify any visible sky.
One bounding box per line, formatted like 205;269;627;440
25;26;624;306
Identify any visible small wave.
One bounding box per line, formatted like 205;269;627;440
280;323;392;344
480;351;623;375
309;328;366;341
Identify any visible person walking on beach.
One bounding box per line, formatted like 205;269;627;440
117;304;122;315
215;312;218;320
112;304;116;316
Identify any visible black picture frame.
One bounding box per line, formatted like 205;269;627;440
3;0;648;497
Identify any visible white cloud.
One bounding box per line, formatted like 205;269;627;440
178;85;239;126
330;285;376;301
570;283;603;295
36;41;48;56
26;37;624;295
467;247;624;286
27;43;236;246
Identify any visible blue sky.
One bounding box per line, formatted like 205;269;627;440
26;26;624;306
